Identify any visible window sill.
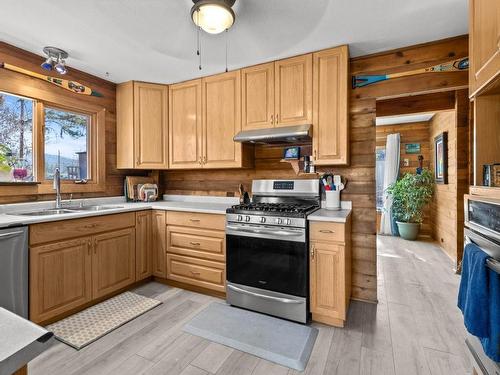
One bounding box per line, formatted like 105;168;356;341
0;181;41;186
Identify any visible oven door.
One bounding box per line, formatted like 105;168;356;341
226;225;308;298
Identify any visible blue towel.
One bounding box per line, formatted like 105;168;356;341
458;243;500;361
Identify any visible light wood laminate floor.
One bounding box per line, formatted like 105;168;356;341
29;236;470;375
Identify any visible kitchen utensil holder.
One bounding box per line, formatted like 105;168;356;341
325;190;340;210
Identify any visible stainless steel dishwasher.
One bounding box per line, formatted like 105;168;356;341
0;226;28;318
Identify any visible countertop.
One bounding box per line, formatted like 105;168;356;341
307;201;352;223
0;195;238;228
0;308;54;375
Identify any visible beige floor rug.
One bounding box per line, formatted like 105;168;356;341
47;291;162;350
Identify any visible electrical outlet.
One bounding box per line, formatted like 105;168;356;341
403;158;410;167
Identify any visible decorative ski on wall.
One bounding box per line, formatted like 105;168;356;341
0;62;103;97
352;57;469;89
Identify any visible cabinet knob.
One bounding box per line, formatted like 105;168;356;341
199;157;202;166
271;114;274;124
311;246;315;260
276;113;279;123
203;156;207;164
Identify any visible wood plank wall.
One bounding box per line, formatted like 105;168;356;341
0;42;146;204
376;121;432;236
163;35;469;302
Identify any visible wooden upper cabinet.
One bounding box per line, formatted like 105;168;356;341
136;211;152;281
241;62;275;130
152;210;167;278
30;237;92;323
169;79;203;169
116;81;169;169
92;228;136;299
469;0;500;96
202;71;243;168
312;46;349;165
274;54;313;127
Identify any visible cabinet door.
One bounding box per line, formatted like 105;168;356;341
169;79;203;169
92;228;136;299
310;242;345;320
274;54;312;126
136;211;152;281
241;62;275;130
30;237;92;323
313;46;349;165
133;82;169;169
470;0;500;95
152;210;167;278
202;71;242;168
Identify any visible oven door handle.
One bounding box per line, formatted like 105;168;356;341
226;225;303;237
227;284;304;304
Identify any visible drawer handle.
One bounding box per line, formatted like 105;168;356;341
190;242;201;246
190;270;201;275
189;219;200;222
319;229;334;234
84;224;98;229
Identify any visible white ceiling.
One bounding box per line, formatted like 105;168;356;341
376;113;435;126
0;0;468;84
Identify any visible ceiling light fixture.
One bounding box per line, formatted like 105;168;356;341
41;46;68;74
191;0;236;35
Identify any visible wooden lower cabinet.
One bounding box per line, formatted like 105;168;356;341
92;228;136;299
136;211;152;280
30;237;92;324
165;212;226;294
152;210;167;278
29;213;138;324
309;218;351;327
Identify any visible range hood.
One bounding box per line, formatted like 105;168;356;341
233;124;312;145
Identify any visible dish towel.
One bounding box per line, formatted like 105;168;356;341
458;242;500;361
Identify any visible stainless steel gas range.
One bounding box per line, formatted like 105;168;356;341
225;179;320;323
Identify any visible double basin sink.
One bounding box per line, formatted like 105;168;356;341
8;205;124;217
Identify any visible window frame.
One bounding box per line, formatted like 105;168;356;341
0;86;106;196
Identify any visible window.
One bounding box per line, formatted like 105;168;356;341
0;88;104;193
0;91;34;182
376;148;386;211
44;107;90;181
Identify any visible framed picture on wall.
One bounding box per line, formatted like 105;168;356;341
434;132;448;184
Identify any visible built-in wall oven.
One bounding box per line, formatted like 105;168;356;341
464;195;500;374
225;179;320;323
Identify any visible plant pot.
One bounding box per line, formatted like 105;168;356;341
0;168;12;182
396;221;420;241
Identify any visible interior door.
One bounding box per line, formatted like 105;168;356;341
169;79;203;169
241;62;275;130
470;0;500;95
136;211;152;281
30;237;92;323
310;242;345;319
133;82;169;169
202;71;242;168
274;54;313;127
92;228;136;299
152;211;167;278
313;46;349;165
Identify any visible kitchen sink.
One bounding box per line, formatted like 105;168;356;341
8;209;76;216
68;205;124;211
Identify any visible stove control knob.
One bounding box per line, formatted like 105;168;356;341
237;215;243;222
286;219;292;225
245;216;251;222
260;217;266;223
277;218;283;225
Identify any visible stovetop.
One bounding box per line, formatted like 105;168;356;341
226;202;319;218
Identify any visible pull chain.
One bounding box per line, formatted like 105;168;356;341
196;9;202;70
225;28;228;72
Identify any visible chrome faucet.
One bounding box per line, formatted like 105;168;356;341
53;168;62;209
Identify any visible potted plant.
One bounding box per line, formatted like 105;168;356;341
0;145;14;181
387;169;434;240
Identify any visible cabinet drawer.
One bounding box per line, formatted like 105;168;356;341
166;211;225;231
167;226;225;262
310;221;345;243
167;254;225;292
30;212;136;245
